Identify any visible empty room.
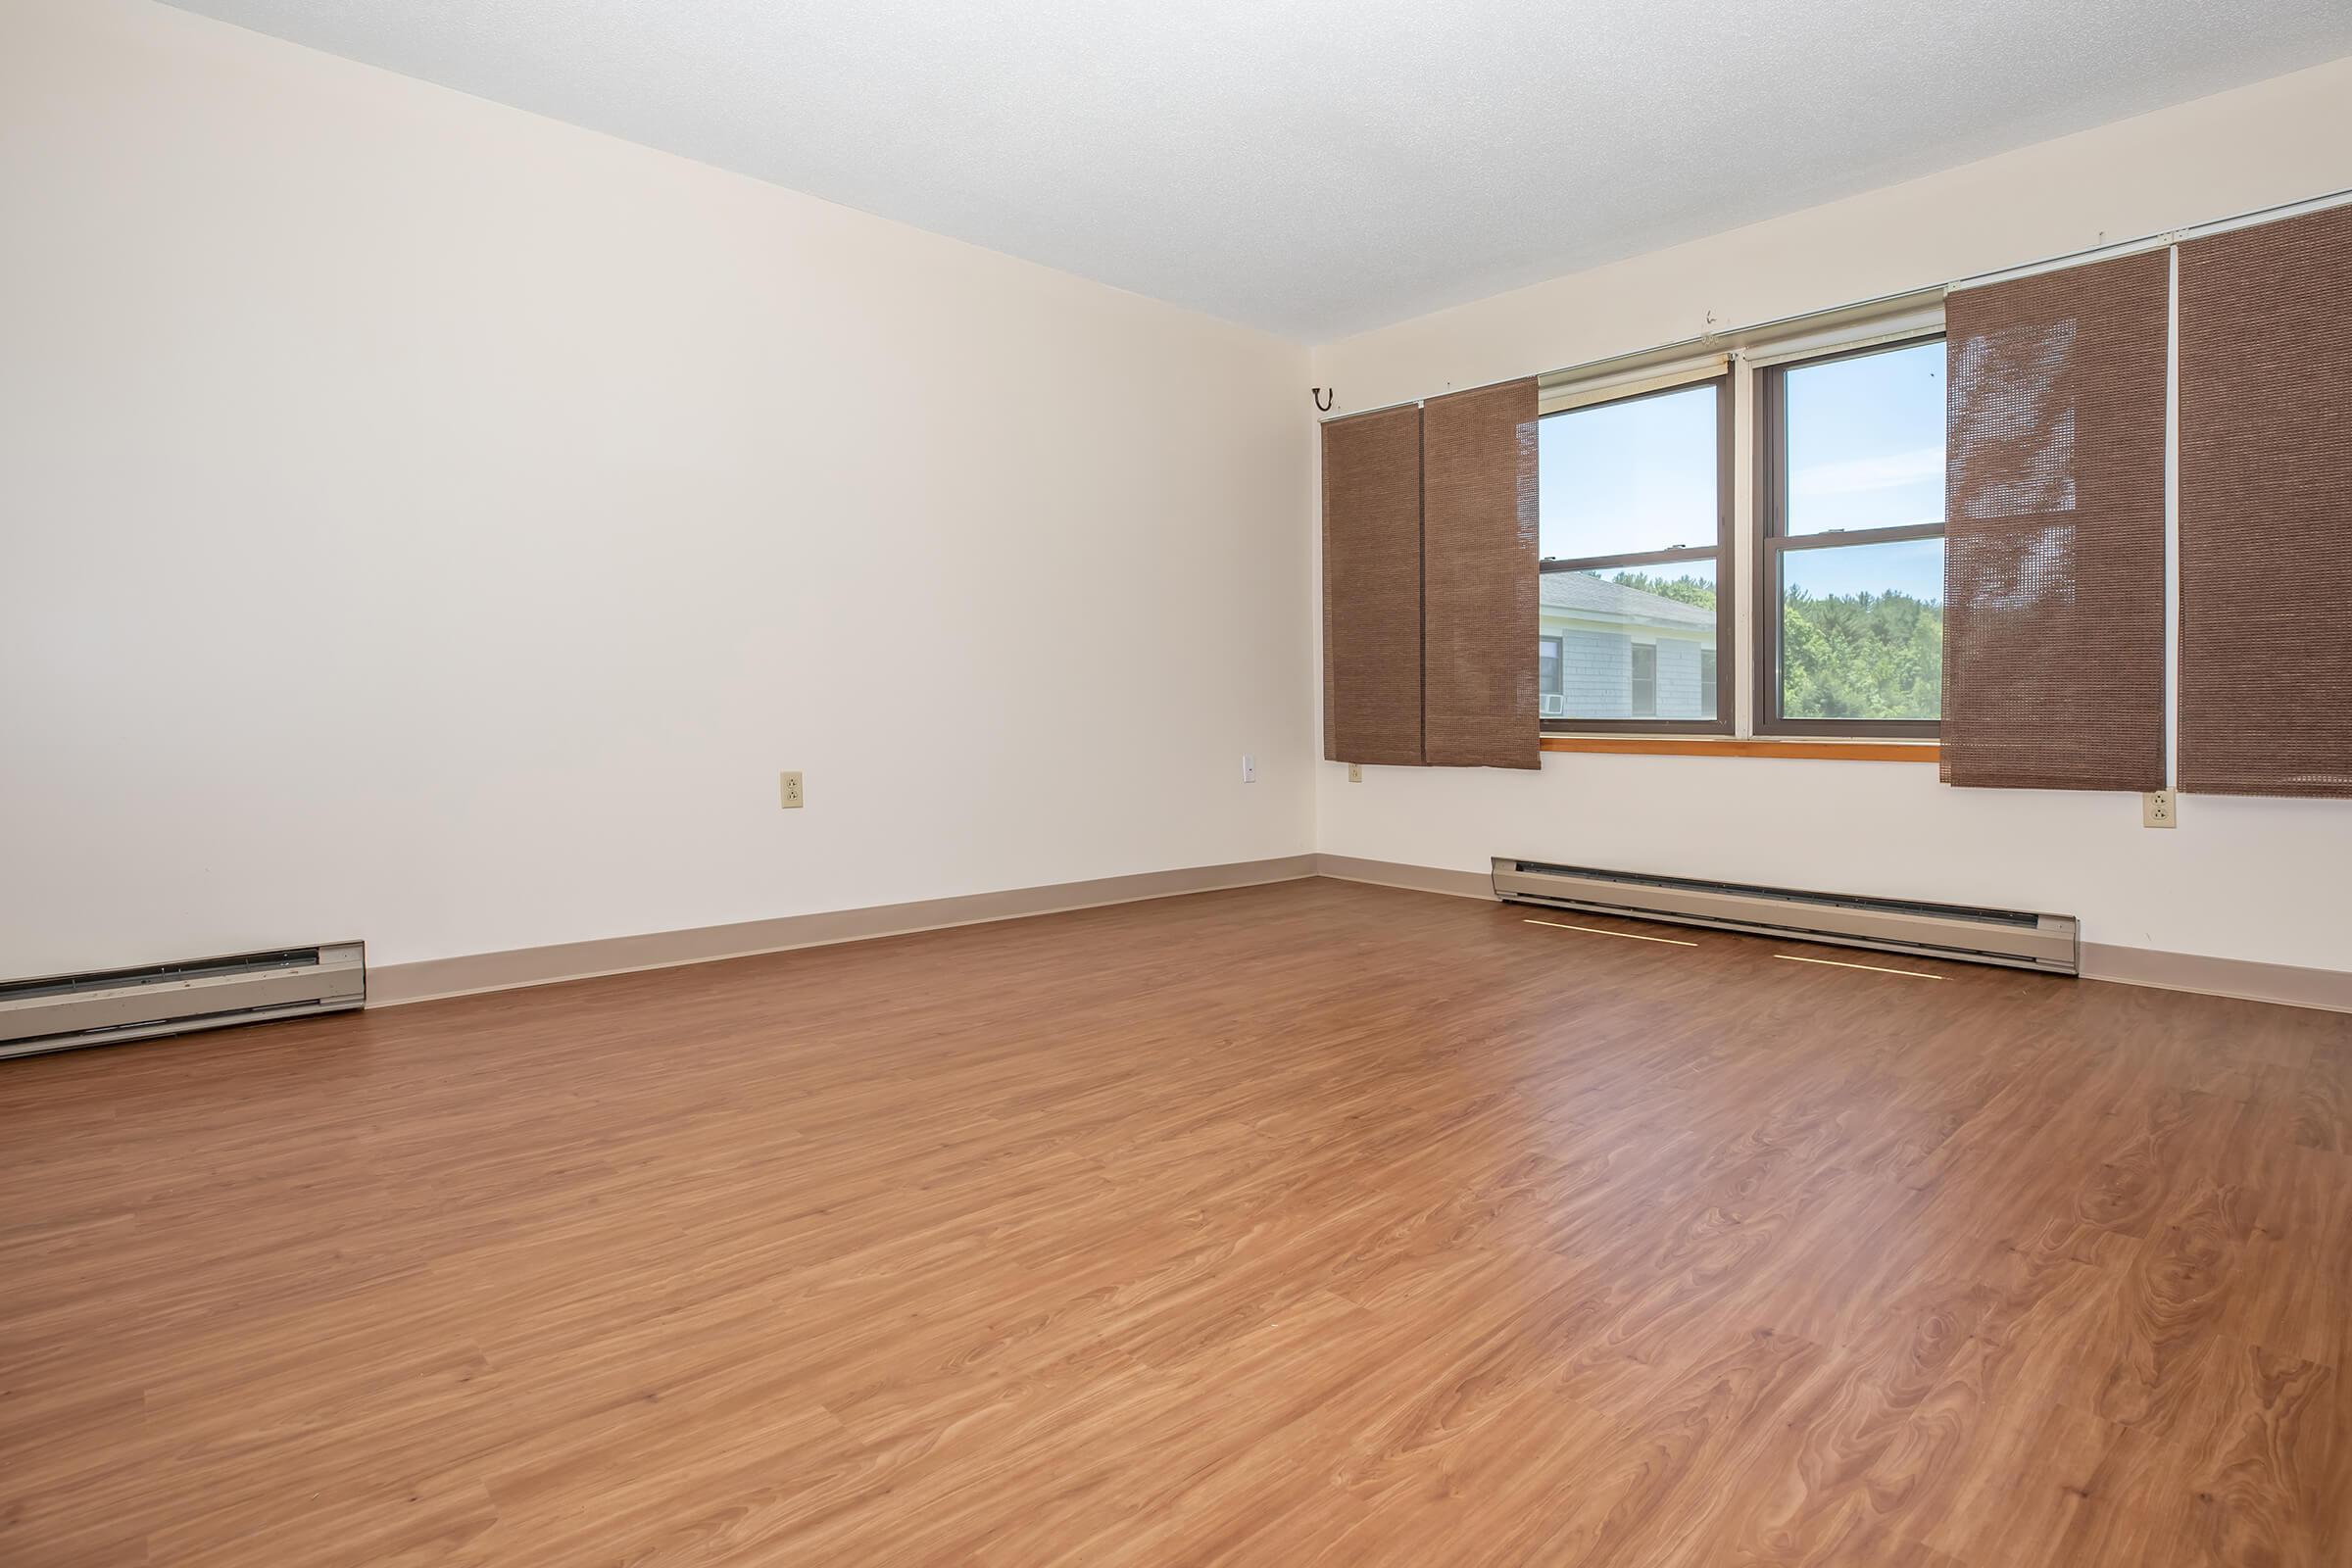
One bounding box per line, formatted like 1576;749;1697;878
6;0;2352;1562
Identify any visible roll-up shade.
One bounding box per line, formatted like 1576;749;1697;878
1321;405;1425;765
1539;352;1726;416
1940;250;2169;791
1739;289;1946;368
1422;378;1540;769
2179;204;2352;798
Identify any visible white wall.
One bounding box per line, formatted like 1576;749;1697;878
1312;55;2352;972
0;0;1315;975
7;3;2346;984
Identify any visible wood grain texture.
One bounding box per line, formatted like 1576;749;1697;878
3;877;2347;1566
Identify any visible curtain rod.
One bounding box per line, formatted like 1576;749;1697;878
1318;182;2352;421
1947;183;2352;293
1582;182;2352;353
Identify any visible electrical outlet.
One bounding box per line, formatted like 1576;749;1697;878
1348;763;1363;783
779;770;804;809
2142;788;2174;828
1241;753;1255;784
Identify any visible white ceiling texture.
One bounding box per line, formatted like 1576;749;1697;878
163;0;2352;341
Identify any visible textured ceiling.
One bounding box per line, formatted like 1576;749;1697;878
161;0;2352;342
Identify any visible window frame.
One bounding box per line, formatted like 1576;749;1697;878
1537;633;1565;717
1750;335;1945;739
1538;374;1736;736
1629;642;1659;717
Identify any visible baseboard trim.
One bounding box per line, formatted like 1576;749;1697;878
369;854;2348;1017
370;855;1319;1006
1313;854;1496;901
2079;942;2352;1015
1314;855;2349;1014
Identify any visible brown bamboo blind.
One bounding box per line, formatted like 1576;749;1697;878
1940;251;2168;791
1321;405;1425;765
2179;204;2352;798
1422;379;1540;769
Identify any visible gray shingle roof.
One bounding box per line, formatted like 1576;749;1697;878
1540;570;1714;627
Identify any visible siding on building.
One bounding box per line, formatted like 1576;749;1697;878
1655;638;1703;719
1551;624;1712;719
1561;629;1631;718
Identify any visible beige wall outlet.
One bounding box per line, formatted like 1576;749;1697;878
1348;763;1363;783
779;770;804;809
2142;789;2175;828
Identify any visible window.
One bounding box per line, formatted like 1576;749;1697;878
1754;337;1945;734
1536;377;1732;732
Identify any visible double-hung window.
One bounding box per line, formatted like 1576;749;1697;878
1536;374;1732;733
1753;337;1946;735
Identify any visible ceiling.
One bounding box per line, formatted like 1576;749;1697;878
162;0;2352;342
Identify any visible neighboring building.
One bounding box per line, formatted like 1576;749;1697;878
1540;572;1716;720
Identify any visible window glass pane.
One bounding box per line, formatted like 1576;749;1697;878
1778;538;1943;720
1539;383;1719;560
1785;339;1944;535
1538;637;1563;697
1698;650;1718;719
1542;561;1716;720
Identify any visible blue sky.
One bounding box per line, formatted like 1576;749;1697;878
1539;340;1945;604
1539;383;1717;559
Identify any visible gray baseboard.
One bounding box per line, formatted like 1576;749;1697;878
371;855;1319;1005
2078;941;2352;1014
1311;854;1496;900
370;852;2348;1016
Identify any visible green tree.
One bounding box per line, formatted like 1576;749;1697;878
1606;571;1716;612
1597;570;1941;719
1780;587;1941;719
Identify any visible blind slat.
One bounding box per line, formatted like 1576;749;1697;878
1321;406;1426;765
2179;204;2352;798
1940;251;2169;792
1422;379;1540;770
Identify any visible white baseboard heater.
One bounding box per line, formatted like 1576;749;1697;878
0;943;367;1061
1492;859;2078;976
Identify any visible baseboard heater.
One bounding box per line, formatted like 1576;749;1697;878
0;943;367;1061
1492;859;2078;976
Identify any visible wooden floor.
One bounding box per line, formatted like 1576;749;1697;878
4;878;2349;1566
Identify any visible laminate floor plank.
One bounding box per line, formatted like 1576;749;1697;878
3;877;2347;1565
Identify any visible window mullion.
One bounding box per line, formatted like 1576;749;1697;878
1542;546;1718;573
1773;521;1946;553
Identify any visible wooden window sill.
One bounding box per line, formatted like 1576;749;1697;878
1540;736;1939;761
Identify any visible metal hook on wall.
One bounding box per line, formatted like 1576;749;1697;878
1311;387;1334;413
